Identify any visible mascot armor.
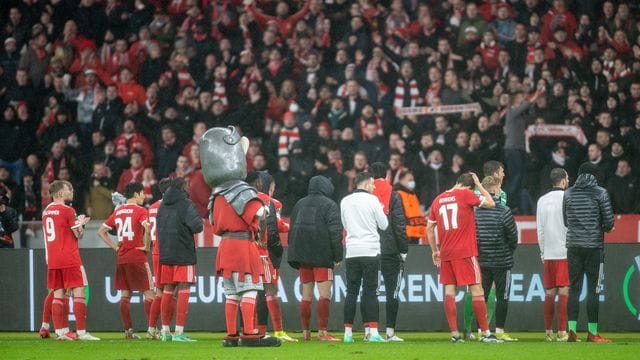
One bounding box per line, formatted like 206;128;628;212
200;126;281;347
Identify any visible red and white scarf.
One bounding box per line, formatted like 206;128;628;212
394;78;419;109
212;80;228;109
278;126;300;156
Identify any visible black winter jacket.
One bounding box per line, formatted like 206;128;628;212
563;173;614;249
288;176;343;269
158;187;204;265
380;191;409;257
475;195;518;269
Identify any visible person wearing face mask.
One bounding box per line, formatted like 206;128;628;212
394;170;424;245
371;163;408;342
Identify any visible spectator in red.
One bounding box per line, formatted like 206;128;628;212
476;31;501;72
247;0;311;39
114;119;154;168
116;151;145;194
541;0;577;43
117;67;146;106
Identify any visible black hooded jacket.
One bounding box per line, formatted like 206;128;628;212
288;176;344;269
158;186;204;265
563;173;614;249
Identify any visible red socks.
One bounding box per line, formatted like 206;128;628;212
120;296;132;330
52;297;65;332
300;299;312;330
62;294;70;329
317;297;330;331
175;289;190;327
42;291;54;324
225;298;239;335
143;298;153;321
444;295;458;332
240;297;257;335
74;297;86;332
266;295;283;332
472;295;489;332
557;294;568;332
160;290;173;327
544;294;555;330
149;295;162;327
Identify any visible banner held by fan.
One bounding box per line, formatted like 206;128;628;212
397;102;482;116
525;124;588;153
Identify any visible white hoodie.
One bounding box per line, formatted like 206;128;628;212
340;190;389;258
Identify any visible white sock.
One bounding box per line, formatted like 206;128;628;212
41;322;49;330
162;325;170;333
62;327;69;334
558;330;566;336
370;327;379;337
148;326;155;333
344;327;353;337
55;329;64;336
174;325;184;335
483;330;491;337
496;328;504;334
77;330;86;336
364;326;370;335
386;328;394;337
546;329;553;335
451;331;460;338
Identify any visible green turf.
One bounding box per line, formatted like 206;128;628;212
0;332;638;360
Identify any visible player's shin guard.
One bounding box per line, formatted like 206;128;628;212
544;294;555;331
225;298;240;335
472;295;489;333
266;295;283;332
120;296;132;330
175;289;190;328
240;296;257;335
52;297;65;334
42;291;54;325
444;295;458;332
557;294;568;332
74;297;87;332
149;295;162;328
300;299;312;330
160;290;173;330
317;297;330;331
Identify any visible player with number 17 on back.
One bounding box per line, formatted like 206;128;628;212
426;173;500;343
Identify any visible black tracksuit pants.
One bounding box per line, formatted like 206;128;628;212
481;268;511;329
568;247;603;324
344;256;379;325
381;254;403;329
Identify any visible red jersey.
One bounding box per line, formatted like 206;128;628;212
427;188;483;261
42;203;82;269
148;200;161;256
103;204;149;264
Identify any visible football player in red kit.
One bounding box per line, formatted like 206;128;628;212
42;180;99;341
98;182;154;339
426;173;500;343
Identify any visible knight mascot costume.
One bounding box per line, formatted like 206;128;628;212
200;126;281;347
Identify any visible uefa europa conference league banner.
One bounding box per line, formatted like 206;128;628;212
2;245;640;332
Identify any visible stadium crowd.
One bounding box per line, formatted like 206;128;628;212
1;0;640;231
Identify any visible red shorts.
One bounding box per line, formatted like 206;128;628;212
152;254;162;288
47;266;88;290
160;264;196;285
299;266;334;283
260;257;279;284
115;262;153;291
440;256;482;286
543;259;570;289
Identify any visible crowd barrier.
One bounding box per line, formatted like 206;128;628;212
1;245;639;332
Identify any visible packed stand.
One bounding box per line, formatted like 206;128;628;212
0;0;639;237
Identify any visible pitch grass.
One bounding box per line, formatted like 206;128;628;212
1;332;639;360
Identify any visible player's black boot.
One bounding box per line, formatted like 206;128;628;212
222;334;240;347
239;334;281;347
